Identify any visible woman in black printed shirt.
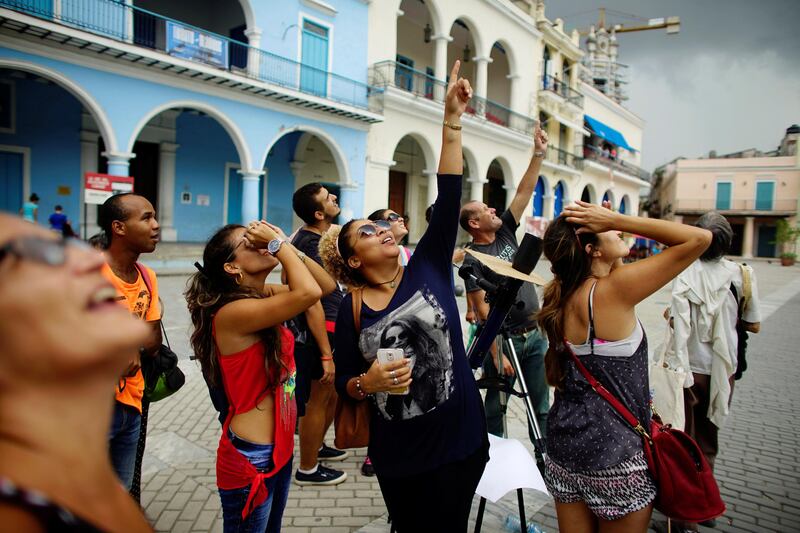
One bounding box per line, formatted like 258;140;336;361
319;61;488;532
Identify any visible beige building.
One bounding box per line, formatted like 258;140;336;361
364;0;648;242
650;125;800;258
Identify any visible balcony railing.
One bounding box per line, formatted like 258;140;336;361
370;60;445;102
469;96;536;135
583;145;649;181
673;199;798;213
545;145;583;170
1;0;372;110
370;60;537;135
541;74;584;107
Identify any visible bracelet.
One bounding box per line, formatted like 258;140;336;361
355;373;368;399
320;356;333;361
533;150;545;158
443;120;462;131
295;250;306;263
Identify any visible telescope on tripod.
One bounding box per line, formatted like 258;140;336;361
458;232;547;460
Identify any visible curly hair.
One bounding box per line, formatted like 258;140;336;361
318;221;367;288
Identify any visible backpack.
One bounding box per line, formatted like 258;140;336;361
730;263;752;381
135;263;186;402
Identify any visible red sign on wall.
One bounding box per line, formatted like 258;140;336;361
84;173;134;205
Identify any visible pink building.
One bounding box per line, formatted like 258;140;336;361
650;125;799;258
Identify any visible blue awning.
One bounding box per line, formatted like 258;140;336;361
584;115;636;152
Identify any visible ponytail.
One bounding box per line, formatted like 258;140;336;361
536;216;598;388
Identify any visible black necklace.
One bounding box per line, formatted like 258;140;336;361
369;265;403;289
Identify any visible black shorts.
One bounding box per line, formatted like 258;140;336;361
294;332;334;417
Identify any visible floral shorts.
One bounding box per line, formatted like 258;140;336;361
544;452;657;520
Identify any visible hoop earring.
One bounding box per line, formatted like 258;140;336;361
235;271;243;285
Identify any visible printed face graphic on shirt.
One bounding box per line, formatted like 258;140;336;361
359;289;455;421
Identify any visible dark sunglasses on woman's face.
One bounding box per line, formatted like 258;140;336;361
357;219;392;239
385;212;402;222
0;236;92;267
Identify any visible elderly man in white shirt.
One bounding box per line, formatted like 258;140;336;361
668;212;761;532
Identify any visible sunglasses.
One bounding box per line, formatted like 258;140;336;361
385;212;403;223
0;236;92;267
356;219;392;239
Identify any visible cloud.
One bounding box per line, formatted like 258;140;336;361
545;0;800;171
628;50;800;169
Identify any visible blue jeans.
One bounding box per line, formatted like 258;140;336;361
108;401;141;490
219;429;292;533
482;328;549;447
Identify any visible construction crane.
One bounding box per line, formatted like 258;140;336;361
577;7;680;103
596;7;680;35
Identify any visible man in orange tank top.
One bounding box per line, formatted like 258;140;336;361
98;193;162;493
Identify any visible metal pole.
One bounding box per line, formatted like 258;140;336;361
503;335;547;461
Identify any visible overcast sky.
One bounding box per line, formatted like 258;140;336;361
544;0;800;171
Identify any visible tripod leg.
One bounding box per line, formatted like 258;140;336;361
496;336;509;438
474;497;486;533
504;336;547;461
517;488;527;533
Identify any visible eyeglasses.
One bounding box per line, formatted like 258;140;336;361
385;212;403;223
225;237;247;263
0;236;92;267
356;220;392;239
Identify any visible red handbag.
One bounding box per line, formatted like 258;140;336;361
567;349;726;523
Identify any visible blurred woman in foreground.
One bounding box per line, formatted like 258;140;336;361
0;213;152;532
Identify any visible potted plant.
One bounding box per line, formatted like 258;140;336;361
775;219;800;266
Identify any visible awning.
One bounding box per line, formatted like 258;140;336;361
584;115;636;152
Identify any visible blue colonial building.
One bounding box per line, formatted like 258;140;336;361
0;0;379;241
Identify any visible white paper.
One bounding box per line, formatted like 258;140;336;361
475;434;550;503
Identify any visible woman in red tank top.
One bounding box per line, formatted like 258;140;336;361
186;221;336;533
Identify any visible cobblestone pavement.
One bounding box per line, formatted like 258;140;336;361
141;260;800;532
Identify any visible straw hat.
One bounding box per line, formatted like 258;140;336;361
465;249;546;286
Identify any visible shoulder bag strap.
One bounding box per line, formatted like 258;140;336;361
566;347;650;438
351;288;363;334
739;264;752;312
569;281;649;438
134;263;169;348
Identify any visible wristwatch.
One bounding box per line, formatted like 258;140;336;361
267;238;284;256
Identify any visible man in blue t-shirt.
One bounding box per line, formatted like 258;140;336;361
460;126;550;453
49;205;68;232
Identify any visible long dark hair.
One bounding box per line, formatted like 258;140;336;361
184;224;285;388
537;216;598;388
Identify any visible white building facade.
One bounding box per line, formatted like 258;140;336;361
363;0;649;243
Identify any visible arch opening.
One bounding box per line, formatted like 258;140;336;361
0;64;116;234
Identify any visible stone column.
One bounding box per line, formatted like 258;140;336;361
542;192;555;220
468;177;486;203
503;184;515;210
103;151;136;177
338;181;361;222
245;28;262;78
423;169;438;208
507;73;521;117
157;142;179;242
432;34;452;101
238;169;264;224
80;131;100;238
742;216;755;258
474;56;491;116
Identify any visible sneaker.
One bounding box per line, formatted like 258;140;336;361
361;456;375;477
318;443;349;462
295;465;347;486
